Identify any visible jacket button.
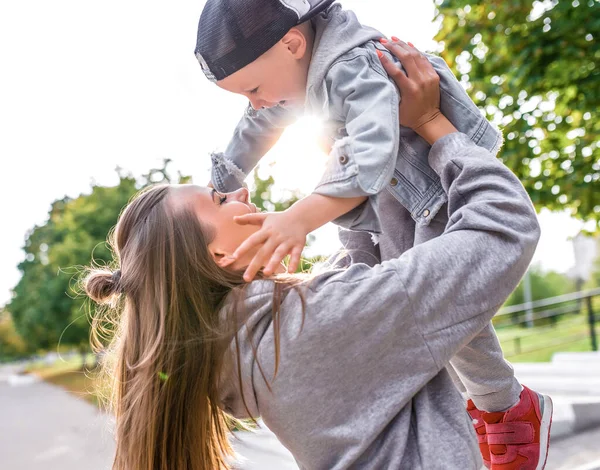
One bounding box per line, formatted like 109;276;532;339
339;155;348;164
390;177;399;187
423;209;431;217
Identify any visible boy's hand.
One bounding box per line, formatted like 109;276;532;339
230;211;308;282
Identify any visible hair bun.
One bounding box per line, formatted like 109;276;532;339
85;269;123;304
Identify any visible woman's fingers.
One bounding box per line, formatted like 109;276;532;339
380;38;421;79
376;36;442;132
377;49;409;86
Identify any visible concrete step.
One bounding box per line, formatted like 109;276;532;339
513;362;600;378
7;374;40;386
552;352;600;364
512;376;600;396
549;395;600;439
0;365;24;382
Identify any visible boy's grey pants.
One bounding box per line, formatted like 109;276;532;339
340;193;523;412
446;324;522;411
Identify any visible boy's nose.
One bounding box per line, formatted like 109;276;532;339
249;97;265;110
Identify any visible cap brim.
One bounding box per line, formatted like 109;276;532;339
298;0;336;23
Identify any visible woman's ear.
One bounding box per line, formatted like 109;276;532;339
211;250;236;268
281;28;307;59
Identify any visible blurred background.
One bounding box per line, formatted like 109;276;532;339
0;0;599;469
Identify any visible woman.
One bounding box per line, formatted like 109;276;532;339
84;42;540;469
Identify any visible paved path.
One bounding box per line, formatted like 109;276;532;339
2;372;600;470
0;380;115;470
546;426;600;470
0;377;293;470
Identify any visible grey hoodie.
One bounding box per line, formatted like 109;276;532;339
218;133;540;470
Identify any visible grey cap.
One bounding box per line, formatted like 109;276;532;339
195;0;336;82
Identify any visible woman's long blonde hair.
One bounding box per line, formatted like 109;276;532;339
84;184;301;470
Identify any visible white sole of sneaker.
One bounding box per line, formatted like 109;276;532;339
536;394;553;470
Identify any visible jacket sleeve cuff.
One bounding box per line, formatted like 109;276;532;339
211;152;247;193
313;141;383;236
333;196;383;242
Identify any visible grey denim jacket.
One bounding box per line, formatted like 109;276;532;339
211;5;503;234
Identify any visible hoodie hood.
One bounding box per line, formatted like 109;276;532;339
218;280;278;418
305;4;384;112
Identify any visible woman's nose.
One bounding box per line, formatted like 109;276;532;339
228;187;249;203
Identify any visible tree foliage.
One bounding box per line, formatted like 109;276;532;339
504;265;575;306
7;161;184;353
0;310;28;360
434;0;599;227
250;169;321;272
250;170;302;213
8;161;308;353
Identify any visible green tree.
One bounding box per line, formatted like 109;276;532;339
250;170;302;212
8;159;317;357
0;310;28;361
505;266;576;307
500;266;577;326
250;168;321;272
8;160;185;357
434;0;599;227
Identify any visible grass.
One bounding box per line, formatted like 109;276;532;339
45;369;101;407
497;312;597;362
26;353;102;407
25;353;96;378
25;301;599;405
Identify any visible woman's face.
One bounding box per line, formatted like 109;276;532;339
169;185;261;270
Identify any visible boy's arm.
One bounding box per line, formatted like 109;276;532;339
210;104;301;192
230;109;457;282
231;194;367;281
229;52;408;280
312;51;402;234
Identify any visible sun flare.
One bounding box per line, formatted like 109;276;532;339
255;116;328;197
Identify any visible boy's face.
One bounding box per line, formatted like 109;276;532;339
216;29;311;111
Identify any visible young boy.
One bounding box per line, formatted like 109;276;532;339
195;1;552;468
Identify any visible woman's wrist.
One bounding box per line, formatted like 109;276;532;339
415;114;458;146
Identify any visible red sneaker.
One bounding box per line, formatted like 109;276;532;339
467;399;491;468
483;386;553;470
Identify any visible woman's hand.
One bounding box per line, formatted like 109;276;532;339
377;38;457;145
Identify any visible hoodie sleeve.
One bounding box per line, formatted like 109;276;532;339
211;104;300;193
303;132;540;373
313;52;400;235
229;133;539;466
